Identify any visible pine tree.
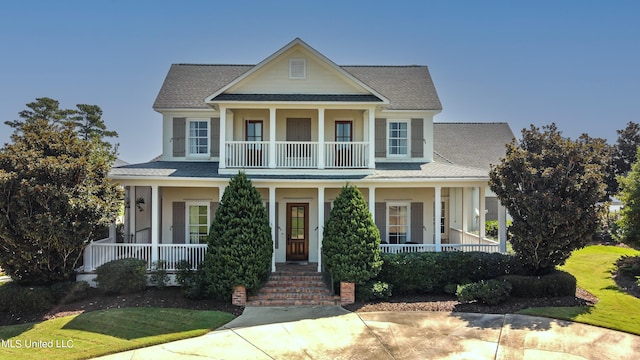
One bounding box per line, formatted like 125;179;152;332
204;172;273;300
323;184;382;284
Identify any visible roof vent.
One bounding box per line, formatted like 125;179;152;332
289;58;306;79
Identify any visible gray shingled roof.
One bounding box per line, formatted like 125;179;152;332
153;64;441;111
433;123;515;172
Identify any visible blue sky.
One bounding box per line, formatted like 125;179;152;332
1;0;639;164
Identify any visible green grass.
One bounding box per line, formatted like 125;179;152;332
0;307;234;360
518;245;640;335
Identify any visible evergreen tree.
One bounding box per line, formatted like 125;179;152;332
616;147;640;249
323;184;382;284
204;172;273;300
0;113;122;284
489;124;607;275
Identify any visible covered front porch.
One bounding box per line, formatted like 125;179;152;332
81;178;508;273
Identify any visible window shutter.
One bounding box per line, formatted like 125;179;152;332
411;202;424;243
411;118;424;158
375;202;386;242
375;118;386;157
172;202;185;244
210;117;220;157
172;117;186;157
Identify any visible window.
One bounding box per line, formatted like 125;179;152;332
246;120;264;166
289;58;306;79
246;120;263;142
387;203;409;244
187;204;209;244
388;121;408;156
335;121;352;142
188;120;209;156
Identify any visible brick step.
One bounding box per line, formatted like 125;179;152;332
246;298;341;306
249;292;335;301
256;286;331;294
262;280;327;287
267;275;325;282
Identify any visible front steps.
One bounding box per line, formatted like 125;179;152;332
247;264;341;306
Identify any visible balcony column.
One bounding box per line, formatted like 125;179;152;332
498;202;508;253
479;186;486;241
434;186;442;252
318;108;325;169
219;106;227;169
317;186;325;272
367;108;375;169
269;186;276;272
151;185;159;264
269;107;276;168
129;186;136;243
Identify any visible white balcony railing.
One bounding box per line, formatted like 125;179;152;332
324;142;369;168
224;141;369;169
226;141;269;168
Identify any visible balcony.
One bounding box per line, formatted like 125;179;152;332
225;141;369;169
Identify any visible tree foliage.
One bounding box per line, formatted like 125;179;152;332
0;98;122;284
616;147;640;249
323;184;382;284
204;172;273;301
605;121;640;196
489;124;607;275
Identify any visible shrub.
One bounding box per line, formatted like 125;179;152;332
500;270;576;297
456;279;512;305
176;260;207;299
0;283;54;313
377;252;523;295
204;172;273;301
323;185;382;285
150;261;169;289
616;255;640;277
50;281;90;304
356;281;392;301
95;258;147;294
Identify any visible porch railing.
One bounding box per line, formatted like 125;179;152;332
449;228;497;245
324;142;368;168
276;141;318;168
379;243;500;254
83;241;206;272
226;141;269;168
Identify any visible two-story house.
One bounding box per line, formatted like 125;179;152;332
81;38;512;277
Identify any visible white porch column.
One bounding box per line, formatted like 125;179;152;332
434;186;442;252
151;185;159;264
367;108;375;169
498;203;508;253
479;186;486;241
219;185;226;202
269;107;276;168
369;186;376;220
219;106;227;169
269;186;276;272
317;186;325;272
129;186;136;243
318;108;325;169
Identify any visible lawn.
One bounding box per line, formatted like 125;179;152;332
519;245;640;335
0;307;234;360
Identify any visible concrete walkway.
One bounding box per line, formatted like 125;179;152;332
96;307;640;359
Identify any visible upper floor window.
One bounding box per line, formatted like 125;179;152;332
188;120;209;156
388;121;408;156
335;121;352;142
289;58;306;79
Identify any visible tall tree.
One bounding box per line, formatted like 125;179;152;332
0;110;122;284
204;172;273;301
608;121;640;195
71;104;118;141
616;147;640;249
323;185;382;285
489;124;607;275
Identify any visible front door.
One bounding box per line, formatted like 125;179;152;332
286;203;309;261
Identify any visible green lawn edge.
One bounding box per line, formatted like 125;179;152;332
518;245;640;335
0;307;235;360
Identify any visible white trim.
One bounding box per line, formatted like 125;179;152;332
387;119;410;157
185;201;210;244
386;202;410;244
